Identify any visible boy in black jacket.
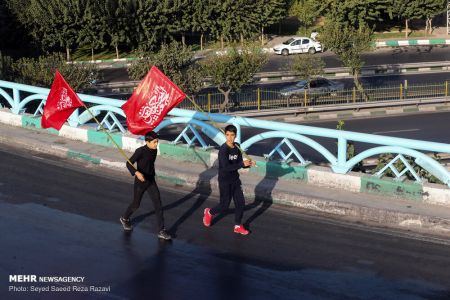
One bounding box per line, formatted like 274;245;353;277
203;125;255;235
120;131;171;240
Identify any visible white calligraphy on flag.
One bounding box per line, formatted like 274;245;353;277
56;88;73;111
138;85;170;125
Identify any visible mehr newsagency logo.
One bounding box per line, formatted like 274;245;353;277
9;275;111;293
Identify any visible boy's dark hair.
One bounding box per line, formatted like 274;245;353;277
145;131;159;142
224;125;237;134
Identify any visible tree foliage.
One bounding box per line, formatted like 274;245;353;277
11;53;99;91
255;0;287;44
3;0;448;60
102;0;136;58
289;0;322;30
128;42;204;96
320;19;373;100
201;47;267;112
290;54;325;80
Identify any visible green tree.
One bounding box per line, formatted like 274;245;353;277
191;0;215;50
78;0;107;62
324;0;388;28
389;0;423;38
201;47;267;112
289;0;321;32
420;0;446;34
11;53;99;91
135;0;166;51
9;0;88;61
166;0;191;46
320;20;373;101
6;0;33;35
255;0;287;45
128;42;203;96
27;0;88;61
102;0;137;59
213;0;259;48
290;54;325;80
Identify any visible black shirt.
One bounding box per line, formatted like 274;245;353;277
218;142;244;183
126;145;157;180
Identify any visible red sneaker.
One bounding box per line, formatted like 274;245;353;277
203;208;213;227
234;225;249;235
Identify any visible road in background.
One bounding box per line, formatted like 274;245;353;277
100;45;450;85
263;45;450;71
156;111;450;164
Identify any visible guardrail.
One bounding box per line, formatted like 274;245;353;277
176;81;450;113
93;81;450;115
256;61;450;81
93;60;450;96
0;79;449;188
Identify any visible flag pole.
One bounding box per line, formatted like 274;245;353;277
184;95;254;163
81;104;137;171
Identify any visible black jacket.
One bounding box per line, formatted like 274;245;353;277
126;145;157;180
218;143;244;183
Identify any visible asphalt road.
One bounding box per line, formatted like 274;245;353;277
247;71;450;90
100;45;450;85
156;111;450;164
1;143;450;300
262;45;450;71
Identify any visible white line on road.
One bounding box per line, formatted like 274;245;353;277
372;129;420;134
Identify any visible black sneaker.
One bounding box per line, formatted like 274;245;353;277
120;217;132;231
157;230;172;240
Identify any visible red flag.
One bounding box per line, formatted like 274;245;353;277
122;66;186;135
41;70;84;130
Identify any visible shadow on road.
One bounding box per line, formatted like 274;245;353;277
132;167;217;237
244;161;294;230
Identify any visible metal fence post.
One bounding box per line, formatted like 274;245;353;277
207;93;211;113
446;81;448;100
400;84;403;100
257;88;261;111
404;80;408;99
304;90;307;107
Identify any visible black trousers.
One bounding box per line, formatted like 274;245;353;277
123;178;164;231
210;179;245;225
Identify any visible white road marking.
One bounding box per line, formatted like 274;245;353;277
372;128;420;135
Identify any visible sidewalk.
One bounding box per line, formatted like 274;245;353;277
2;123;450;238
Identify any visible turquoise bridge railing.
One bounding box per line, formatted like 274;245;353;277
1;80;449;188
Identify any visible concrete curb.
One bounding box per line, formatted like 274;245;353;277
375;39;450;47
1;108;449;208
233;102;450;121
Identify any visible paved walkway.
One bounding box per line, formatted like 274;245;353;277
1;123;450;238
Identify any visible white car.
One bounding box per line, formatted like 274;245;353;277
273;37;322;56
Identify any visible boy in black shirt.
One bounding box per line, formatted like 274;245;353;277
120;131;171;240
203;125;255;235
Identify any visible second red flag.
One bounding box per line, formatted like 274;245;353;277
122;66;186;135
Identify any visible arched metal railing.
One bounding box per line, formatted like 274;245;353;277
1;79;449;187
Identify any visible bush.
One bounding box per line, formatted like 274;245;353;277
11;53;99;92
128;41;204;96
374;153;443;185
